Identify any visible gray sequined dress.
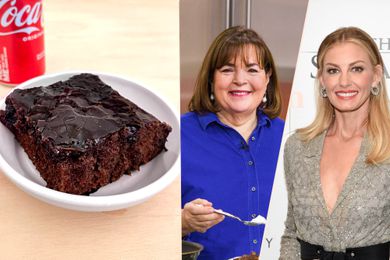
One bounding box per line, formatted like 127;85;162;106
279;132;390;259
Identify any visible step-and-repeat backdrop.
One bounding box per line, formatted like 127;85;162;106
261;0;390;259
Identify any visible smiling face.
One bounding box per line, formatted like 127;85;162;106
319;41;382;116
213;44;270;119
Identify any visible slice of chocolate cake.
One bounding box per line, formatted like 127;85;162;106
0;73;172;195
234;252;259;260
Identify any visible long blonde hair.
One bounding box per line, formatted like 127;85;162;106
298;27;390;164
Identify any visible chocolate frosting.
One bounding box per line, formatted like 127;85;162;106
7;74;156;153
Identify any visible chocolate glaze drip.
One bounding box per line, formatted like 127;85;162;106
6;73;155;153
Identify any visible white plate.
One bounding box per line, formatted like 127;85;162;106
0;71;180;212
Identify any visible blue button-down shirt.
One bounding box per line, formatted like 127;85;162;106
181;111;284;260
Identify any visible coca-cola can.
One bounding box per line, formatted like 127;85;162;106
0;0;45;86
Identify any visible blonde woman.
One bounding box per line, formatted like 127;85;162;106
280;27;390;259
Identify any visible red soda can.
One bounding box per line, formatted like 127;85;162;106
0;0;45;86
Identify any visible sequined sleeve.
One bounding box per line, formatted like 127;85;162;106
279;136;301;260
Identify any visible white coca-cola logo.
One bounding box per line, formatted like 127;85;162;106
0;0;42;36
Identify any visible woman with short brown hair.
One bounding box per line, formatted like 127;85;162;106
182;26;284;259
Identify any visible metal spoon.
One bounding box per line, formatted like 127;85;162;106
214;209;267;226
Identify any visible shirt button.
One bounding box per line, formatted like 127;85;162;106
253;239;257;244
350;252;355;257
251;186;256;192
251;214;257;218
251;136;255;141
248;160;253;166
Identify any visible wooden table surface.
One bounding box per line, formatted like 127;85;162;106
0;1;180;259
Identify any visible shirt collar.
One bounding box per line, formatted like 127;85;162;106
197;109;272;130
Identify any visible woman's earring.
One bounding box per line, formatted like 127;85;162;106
320;87;327;98
209;82;215;101
262;95;267;103
371;85;380;96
